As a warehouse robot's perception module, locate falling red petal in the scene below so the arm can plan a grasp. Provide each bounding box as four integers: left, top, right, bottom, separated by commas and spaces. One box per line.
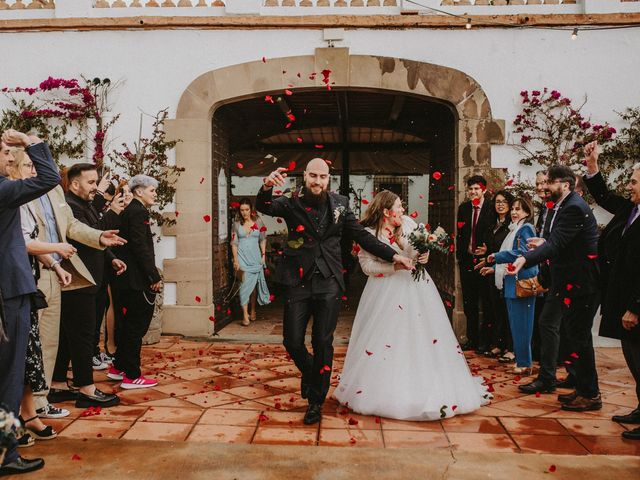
570, 352, 579, 359
261, 56, 266, 63
457, 222, 465, 229
314, 144, 324, 149
472, 198, 481, 206
563, 297, 571, 306
203, 215, 211, 223
71, 454, 82, 461
361, 198, 369, 205
269, 294, 276, 302
341, 295, 348, 301
546, 201, 555, 209
195, 296, 201, 303
285, 89, 293, 96
230, 201, 241, 208
410, 211, 418, 219
208, 316, 215, 322
122, 307, 127, 315
295, 224, 305, 232
297, 137, 303, 143
199, 177, 205, 184
433, 339, 438, 344
587, 254, 598, 260
444, 300, 452, 308
432, 171, 442, 180
288, 161, 297, 171
236, 162, 244, 169
506, 179, 514, 186
365, 350, 373, 356
264, 95, 273, 103
566, 284, 573, 291
299, 267, 304, 278
548, 465, 557, 473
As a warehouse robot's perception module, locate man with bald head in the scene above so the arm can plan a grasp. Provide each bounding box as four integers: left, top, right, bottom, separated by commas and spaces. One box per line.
257, 158, 413, 424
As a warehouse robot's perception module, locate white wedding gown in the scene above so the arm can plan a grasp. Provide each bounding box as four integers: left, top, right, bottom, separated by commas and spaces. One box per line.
334, 216, 492, 421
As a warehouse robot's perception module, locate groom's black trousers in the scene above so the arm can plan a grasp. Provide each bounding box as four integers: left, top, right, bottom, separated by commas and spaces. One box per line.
282, 271, 342, 405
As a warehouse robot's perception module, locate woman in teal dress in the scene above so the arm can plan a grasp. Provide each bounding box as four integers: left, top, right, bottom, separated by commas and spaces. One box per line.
231, 198, 271, 326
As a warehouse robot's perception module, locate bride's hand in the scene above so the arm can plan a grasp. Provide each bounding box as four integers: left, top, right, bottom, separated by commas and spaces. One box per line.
417, 252, 430, 265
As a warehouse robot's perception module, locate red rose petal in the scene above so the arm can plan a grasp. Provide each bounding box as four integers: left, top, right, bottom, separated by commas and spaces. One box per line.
410, 211, 418, 218
348, 417, 359, 425
546, 201, 555, 209
262, 56, 266, 63
587, 254, 598, 260
452, 405, 458, 411
349, 437, 357, 445
284, 89, 293, 96
566, 284, 574, 291
230, 201, 241, 208
236, 162, 244, 169
199, 177, 205, 184
361, 198, 369, 205
122, 307, 128, 315
472, 198, 481, 206
195, 296, 201, 303
507, 263, 516, 272
365, 349, 373, 356
264, 95, 273, 103
269, 294, 276, 302
71, 454, 82, 461
296, 137, 303, 143
570, 352, 579, 359
299, 267, 304, 278
563, 297, 571, 306
341, 295, 348, 301
433, 339, 438, 344
432, 171, 442, 180
375, 273, 384, 278
259, 414, 269, 422
457, 221, 466, 229
352, 244, 361, 254
314, 144, 324, 149
548, 465, 557, 473
295, 224, 305, 232
277, 218, 283, 223
506, 179, 514, 186
203, 214, 211, 223
444, 300, 452, 308
535, 391, 541, 398
260, 225, 267, 232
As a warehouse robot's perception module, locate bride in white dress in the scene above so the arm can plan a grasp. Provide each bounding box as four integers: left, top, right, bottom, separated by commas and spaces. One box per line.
334, 191, 491, 421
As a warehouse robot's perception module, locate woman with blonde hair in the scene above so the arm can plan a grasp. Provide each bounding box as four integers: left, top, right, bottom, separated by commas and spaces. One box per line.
335, 190, 491, 420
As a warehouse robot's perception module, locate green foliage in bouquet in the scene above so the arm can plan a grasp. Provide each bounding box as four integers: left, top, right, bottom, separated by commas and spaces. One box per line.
407, 223, 454, 282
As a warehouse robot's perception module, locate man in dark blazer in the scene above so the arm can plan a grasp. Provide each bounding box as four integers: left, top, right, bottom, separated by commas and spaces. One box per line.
583, 141, 640, 439
256, 158, 412, 425
456, 175, 496, 352
0, 130, 60, 476
511, 165, 601, 412
50, 163, 126, 409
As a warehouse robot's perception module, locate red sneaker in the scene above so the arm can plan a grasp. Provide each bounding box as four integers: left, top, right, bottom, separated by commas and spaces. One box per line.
120, 376, 158, 390
106, 366, 124, 381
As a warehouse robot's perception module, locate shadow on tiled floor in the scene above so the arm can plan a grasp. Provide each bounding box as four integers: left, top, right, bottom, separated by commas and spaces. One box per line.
36, 336, 640, 456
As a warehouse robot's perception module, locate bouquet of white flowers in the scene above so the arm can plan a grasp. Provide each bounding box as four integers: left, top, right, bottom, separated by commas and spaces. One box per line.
0, 406, 20, 464
407, 223, 454, 281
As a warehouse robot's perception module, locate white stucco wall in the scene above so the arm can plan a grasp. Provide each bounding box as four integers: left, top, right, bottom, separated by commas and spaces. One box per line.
2, 27, 638, 304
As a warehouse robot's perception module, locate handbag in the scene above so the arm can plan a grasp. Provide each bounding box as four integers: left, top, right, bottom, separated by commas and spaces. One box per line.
516, 275, 548, 298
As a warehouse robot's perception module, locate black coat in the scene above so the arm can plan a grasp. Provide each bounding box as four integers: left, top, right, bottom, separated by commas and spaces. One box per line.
524, 191, 599, 298
456, 198, 496, 268
256, 188, 397, 290
111, 198, 161, 291
584, 172, 640, 341
65, 191, 116, 292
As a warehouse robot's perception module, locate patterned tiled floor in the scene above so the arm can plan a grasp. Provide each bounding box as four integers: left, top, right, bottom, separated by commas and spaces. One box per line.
42, 336, 640, 456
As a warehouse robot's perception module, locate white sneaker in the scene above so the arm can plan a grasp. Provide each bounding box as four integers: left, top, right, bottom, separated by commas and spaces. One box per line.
100, 352, 113, 364
36, 404, 70, 419
92, 355, 108, 371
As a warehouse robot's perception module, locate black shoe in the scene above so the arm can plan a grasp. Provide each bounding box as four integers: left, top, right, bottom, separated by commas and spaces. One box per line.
622, 426, 640, 440
75, 388, 120, 408
518, 379, 556, 394
300, 376, 310, 400
556, 377, 575, 389
557, 390, 578, 404
303, 403, 321, 425
612, 409, 640, 424
0, 456, 44, 476
47, 388, 79, 403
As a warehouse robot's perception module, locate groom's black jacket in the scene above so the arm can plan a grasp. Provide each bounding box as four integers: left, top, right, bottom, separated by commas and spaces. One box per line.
256, 187, 397, 290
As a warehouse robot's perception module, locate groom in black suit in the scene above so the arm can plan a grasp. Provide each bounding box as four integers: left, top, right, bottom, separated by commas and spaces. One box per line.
511, 165, 601, 412
256, 158, 413, 424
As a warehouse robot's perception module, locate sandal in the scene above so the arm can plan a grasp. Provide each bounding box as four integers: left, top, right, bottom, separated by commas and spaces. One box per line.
498, 351, 516, 363
241, 317, 250, 326
511, 366, 533, 376
250, 312, 256, 322
23, 415, 57, 441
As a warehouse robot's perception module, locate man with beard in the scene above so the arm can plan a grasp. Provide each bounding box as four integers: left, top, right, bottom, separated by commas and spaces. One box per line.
510, 165, 601, 411
256, 158, 413, 424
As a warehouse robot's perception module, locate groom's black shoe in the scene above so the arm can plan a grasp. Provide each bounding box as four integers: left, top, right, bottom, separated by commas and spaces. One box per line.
518, 379, 556, 394
300, 376, 310, 400
303, 403, 322, 425
0, 456, 44, 476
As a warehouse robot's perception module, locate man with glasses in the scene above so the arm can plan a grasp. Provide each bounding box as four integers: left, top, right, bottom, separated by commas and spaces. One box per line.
510, 165, 601, 411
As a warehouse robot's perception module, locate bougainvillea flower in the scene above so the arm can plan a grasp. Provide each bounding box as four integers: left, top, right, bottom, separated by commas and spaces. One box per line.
236, 162, 244, 169
295, 224, 305, 232
432, 171, 442, 180
546, 201, 555, 209
203, 214, 211, 223
472, 198, 481, 206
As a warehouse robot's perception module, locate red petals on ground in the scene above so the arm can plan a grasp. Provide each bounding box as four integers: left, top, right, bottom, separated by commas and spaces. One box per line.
81, 406, 102, 417
472, 198, 481, 207
546, 201, 555, 209
295, 224, 305, 232
375, 416, 381, 424
548, 465, 557, 473
236, 162, 244, 169
365, 350, 373, 356
410, 211, 418, 218
444, 300, 452, 308
432, 171, 442, 180
457, 221, 466, 229
195, 296, 201, 303
203, 214, 211, 223
71, 454, 82, 461
535, 391, 541, 398
563, 297, 571, 306
199, 176, 205, 184
348, 417, 359, 425
259, 414, 269, 422
349, 437, 357, 445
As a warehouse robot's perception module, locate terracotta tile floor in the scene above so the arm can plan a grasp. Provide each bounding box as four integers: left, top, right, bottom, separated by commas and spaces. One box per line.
45, 336, 640, 456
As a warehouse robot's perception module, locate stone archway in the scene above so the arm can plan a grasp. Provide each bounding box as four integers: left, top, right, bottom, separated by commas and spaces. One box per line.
161, 48, 505, 337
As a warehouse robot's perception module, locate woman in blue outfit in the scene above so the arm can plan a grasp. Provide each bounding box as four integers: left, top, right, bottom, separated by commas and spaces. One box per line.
482, 196, 538, 375
231, 198, 271, 326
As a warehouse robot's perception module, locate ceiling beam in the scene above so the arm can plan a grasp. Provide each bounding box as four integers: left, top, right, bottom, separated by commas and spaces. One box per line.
235, 142, 430, 152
